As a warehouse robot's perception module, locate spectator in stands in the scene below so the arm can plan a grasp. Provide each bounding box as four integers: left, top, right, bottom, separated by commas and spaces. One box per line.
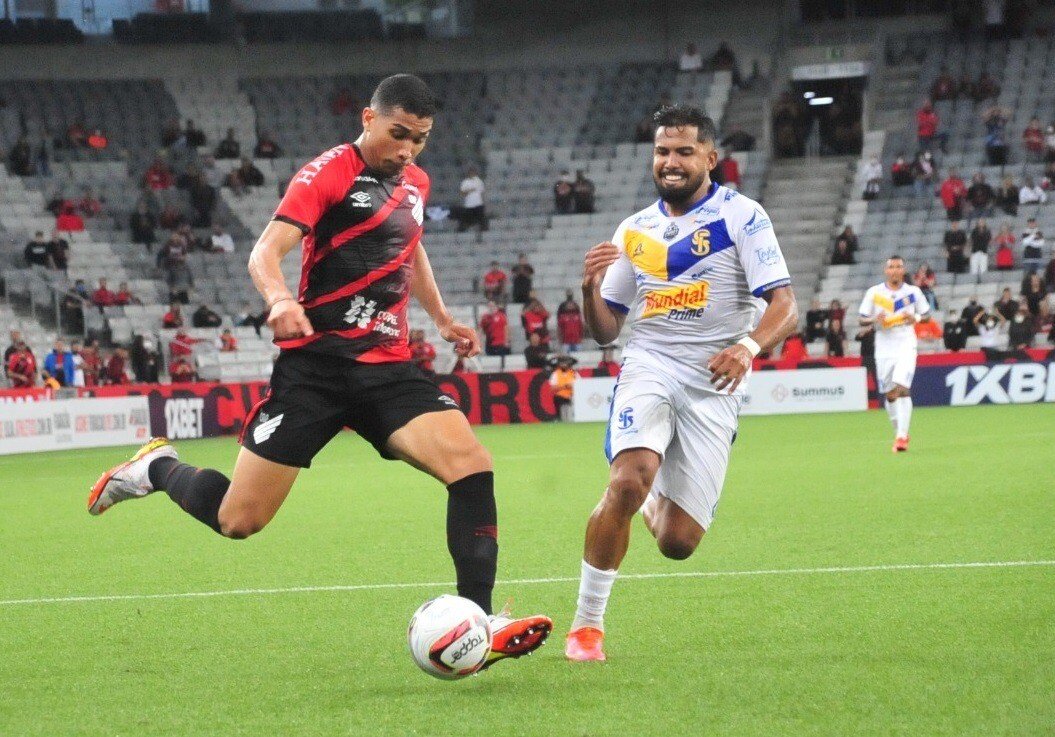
192, 303, 222, 328
717, 150, 741, 190
916, 100, 946, 153
55, 203, 84, 233
235, 302, 265, 334
836, 225, 858, 254
983, 106, 1010, 165
862, 154, 882, 199
129, 202, 157, 251
162, 301, 184, 329
710, 41, 741, 85
34, 132, 52, 177
996, 176, 1018, 216
720, 124, 755, 153
86, 128, 108, 151
1021, 273, 1048, 320
144, 157, 174, 190
6, 341, 36, 387
908, 150, 934, 198
24, 231, 54, 268
80, 340, 101, 387
189, 170, 217, 227
481, 261, 507, 301
994, 222, 1016, 271
66, 120, 87, 148
1023, 117, 1045, 161
105, 347, 130, 385
773, 91, 807, 158
825, 317, 845, 357
8, 136, 33, 176
553, 170, 574, 214
215, 128, 240, 160
939, 169, 967, 220
458, 166, 487, 232
131, 336, 161, 383
971, 72, 1001, 102
1022, 218, 1046, 274
161, 119, 181, 147
1019, 177, 1047, 207
550, 355, 578, 420
76, 187, 103, 218
930, 66, 957, 101
595, 346, 620, 376
521, 297, 550, 343
511, 253, 535, 304
92, 278, 117, 308
40, 370, 61, 391
804, 298, 828, 342
169, 354, 196, 383
994, 288, 1020, 321
914, 262, 938, 310
254, 132, 282, 159
227, 157, 265, 196
890, 153, 913, 187
184, 119, 206, 148
573, 170, 596, 214
201, 155, 222, 190
67, 340, 86, 388
60, 288, 84, 335
974, 309, 1004, 356
136, 185, 161, 219
524, 332, 549, 369
47, 231, 69, 271
828, 299, 845, 326
1045, 124, 1055, 164
479, 302, 510, 357
679, 42, 703, 72
557, 290, 584, 353
169, 328, 199, 360
4, 330, 29, 369
1008, 303, 1035, 351
969, 218, 992, 278
43, 339, 72, 386
158, 233, 192, 303
943, 309, 968, 351
115, 282, 139, 306
1044, 255, 1055, 291
966, 173, 994, 222
209, 224, 235, 253
831, 238, 854, 265
961, 297, 985, 336
780, 333, 807, 363
409, 329, 437, 375
218, 328, 238, 353
944, 220, 968, 274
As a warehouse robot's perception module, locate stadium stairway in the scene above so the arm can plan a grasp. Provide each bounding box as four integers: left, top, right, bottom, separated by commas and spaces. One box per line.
164, 75, 258, 156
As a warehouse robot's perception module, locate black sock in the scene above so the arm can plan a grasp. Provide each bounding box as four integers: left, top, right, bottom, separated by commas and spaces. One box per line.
148, 456, 229, 535
446, 471, 498, 615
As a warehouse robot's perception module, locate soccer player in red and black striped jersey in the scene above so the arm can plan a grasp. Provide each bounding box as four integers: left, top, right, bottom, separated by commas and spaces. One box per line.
87, 75, 551, 667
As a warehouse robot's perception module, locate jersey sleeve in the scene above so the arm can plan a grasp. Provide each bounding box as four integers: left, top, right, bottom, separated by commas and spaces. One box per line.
273, 147, 352, 235
734, 203, 792, 297
599, 221, 636, 314
858, 287, 875, 317
913, 287, 930, 316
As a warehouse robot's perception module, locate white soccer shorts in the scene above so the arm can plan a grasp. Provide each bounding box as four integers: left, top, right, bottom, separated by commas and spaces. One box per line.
605, 362, 742, 531
875, 351, 917, 394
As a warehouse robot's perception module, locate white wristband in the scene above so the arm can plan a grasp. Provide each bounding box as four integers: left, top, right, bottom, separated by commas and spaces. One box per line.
737, 336, 761, 357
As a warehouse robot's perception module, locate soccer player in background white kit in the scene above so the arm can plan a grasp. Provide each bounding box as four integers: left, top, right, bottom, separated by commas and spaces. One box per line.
565, 106, 799, 662
857, 255, 931, 452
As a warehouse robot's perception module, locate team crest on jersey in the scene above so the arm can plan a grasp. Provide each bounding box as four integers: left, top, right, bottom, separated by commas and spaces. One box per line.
691, 229, 711, 256
663, 222, 679, 240
617, 407, 634, 429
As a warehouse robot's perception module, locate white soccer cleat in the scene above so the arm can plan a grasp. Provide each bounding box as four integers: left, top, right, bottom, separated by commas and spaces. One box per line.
87, 437, 177, 516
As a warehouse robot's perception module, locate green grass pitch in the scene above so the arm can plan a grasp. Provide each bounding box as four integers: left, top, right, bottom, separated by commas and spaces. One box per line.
1, 404, 1053, 736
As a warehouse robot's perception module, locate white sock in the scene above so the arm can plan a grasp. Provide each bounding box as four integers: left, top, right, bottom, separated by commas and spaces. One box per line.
884, 399, 898, 429
571, 559, 617, 631
896, 397, 912, 438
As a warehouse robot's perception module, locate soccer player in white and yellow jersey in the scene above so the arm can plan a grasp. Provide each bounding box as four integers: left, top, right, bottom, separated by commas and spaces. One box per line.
857, 255, 931, 452
565, 105, 799, 662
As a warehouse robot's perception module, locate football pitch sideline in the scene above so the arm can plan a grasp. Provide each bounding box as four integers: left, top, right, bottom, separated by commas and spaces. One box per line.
1, 404, 1052, 736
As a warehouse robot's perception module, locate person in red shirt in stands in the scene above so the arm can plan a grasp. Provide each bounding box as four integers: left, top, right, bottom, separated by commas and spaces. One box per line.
409, 329, 437, 374
162, 302, 184, 328
521, 297, 550, 344
6, 341, 36, 387
169, 328, 198, 360
939, 168, 967, 221
556, 290, 584, 352
106, 347, 130, 384
87, 129, 109, 150
144, 157, 174, 191
781, 333, 807, 363
717, 151, 740, 190
92, 278, 117, 307
114, 281, 140, 306
1023, 117, 1045, 160
482, 261, 507, 301
67, 121, 87, 148
479, 302, 510, 356
595, 345, 620, 376
169, 355, 196, 384
55, 203, 85, 232
916, 101, 946, 153
218, 328, 238, 352
81, 341, 102, 387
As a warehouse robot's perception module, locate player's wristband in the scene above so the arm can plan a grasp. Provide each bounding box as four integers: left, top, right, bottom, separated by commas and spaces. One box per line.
737, 336, 761, 357
268, 296, 295, 309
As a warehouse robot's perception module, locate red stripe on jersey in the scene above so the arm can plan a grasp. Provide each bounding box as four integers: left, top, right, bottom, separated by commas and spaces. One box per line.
300, 231, 421, 310
274, 322, 374, 350
278, 286, 413, 357
307, 186, 413, 273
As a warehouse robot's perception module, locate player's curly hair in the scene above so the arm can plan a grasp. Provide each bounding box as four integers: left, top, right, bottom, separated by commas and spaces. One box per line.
371, 74, 439, 118
653, 104, 716, 143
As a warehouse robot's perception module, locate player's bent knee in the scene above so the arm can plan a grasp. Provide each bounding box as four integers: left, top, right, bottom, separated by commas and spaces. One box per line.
656, 533, 700, 561
449, 442, 493, 479
217, 509, 268, 540
605, 473, 652, 516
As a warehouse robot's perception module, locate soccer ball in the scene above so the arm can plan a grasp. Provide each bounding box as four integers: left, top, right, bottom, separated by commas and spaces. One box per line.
407, 594, 492, 680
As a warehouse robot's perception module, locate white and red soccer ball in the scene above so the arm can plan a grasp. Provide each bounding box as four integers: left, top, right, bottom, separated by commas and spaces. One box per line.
407, 594, 492, 680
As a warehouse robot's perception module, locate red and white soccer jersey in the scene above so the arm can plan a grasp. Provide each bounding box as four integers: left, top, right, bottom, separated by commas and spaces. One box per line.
272, 143, 429, 363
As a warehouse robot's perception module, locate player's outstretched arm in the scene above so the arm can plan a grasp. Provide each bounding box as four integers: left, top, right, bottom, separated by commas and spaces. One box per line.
248, 220, 314, 340
708, 285, 799, 393
411, 243, 480, 357
581, 241, 626, 345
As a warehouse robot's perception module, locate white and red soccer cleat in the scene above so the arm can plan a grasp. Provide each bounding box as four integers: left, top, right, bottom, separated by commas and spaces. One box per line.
88, 437, 176, 515
893, 436, 910, 453
479, 601, 552, 670
565, 626, 606, 662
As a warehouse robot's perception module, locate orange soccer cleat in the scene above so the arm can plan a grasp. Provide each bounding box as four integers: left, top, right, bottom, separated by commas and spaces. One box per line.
478, 602, 552, 671
565, 626, 606, 662
893, 436, 910, 453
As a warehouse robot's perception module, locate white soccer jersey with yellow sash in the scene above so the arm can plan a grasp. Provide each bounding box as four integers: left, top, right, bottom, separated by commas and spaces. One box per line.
600, 183, 791, 394
857, 282, 929, 359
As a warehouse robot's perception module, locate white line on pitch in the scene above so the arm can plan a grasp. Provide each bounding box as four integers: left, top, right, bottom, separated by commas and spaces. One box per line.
1, 559, 1052, 607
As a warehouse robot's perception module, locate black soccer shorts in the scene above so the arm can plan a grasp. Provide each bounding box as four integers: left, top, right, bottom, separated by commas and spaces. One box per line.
239, 350, 460, 468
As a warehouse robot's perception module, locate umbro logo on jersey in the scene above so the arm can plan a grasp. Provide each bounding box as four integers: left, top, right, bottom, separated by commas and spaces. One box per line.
349, 191, 372, 208
253, 413, 284, 444
438, 394, 459, 407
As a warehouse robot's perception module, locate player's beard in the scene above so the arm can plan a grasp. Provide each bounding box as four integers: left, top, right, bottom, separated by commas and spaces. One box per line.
653, 170, 708, 208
